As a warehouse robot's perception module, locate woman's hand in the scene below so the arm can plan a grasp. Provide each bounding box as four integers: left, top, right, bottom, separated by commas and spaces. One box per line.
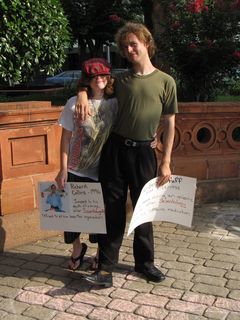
55, 169, 68, 190
150, 133, 158, 149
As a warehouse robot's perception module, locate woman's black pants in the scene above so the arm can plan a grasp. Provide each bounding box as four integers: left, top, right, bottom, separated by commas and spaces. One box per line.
64, 173, 97, 244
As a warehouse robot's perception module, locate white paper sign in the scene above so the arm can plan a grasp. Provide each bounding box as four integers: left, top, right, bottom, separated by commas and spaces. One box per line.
127, 175, 197, 236
38, 181, 106, 233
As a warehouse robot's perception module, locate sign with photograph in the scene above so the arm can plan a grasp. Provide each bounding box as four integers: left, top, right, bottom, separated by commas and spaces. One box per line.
127, 175, 197, 236
39, 181, 106, 233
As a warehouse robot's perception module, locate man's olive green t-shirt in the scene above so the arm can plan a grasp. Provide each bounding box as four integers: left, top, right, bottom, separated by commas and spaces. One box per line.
113, 69, 178, 140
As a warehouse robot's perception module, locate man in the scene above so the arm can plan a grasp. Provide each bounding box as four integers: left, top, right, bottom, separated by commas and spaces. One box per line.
77, 22, 178, 287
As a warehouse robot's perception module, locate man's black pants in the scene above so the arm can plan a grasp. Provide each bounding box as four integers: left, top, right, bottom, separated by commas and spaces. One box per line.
98, 133, 157, 270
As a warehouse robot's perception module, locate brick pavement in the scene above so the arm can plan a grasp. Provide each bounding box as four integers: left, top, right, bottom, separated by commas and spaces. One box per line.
0, 201, 239, 320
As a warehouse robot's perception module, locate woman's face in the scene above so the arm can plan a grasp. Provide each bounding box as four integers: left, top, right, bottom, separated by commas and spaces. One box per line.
89, 74, 108, 91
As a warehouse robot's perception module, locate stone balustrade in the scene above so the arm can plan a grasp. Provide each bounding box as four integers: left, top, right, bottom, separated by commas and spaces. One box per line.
157, 102, 240, 203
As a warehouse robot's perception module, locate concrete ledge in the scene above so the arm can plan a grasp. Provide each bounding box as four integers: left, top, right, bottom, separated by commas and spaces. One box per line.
196, 178, 240, 204
0, 208, 60, 251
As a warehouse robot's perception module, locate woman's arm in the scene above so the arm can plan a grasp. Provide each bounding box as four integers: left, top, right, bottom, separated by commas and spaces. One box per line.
55, 128, 72, 189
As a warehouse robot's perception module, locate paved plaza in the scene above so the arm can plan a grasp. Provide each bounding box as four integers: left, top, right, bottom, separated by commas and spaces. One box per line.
0, 201, 240, 320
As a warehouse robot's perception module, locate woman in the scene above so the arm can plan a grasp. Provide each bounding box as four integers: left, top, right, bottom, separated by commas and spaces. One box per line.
55, 58, 117, 270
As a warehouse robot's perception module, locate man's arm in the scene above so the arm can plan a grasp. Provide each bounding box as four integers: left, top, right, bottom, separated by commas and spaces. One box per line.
156, 114, 175, 187
75, 89, 91, 121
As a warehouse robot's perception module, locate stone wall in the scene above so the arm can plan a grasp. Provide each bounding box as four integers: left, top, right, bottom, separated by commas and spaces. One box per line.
0, 101, 239, 250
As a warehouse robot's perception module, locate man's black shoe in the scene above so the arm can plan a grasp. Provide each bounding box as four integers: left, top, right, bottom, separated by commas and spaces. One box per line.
84, 270, 113, 288
134, 265, 165, 282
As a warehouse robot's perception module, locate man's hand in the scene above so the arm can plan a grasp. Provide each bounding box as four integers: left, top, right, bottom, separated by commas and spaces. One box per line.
75, 90, 91, 121
156, 162, 171, 187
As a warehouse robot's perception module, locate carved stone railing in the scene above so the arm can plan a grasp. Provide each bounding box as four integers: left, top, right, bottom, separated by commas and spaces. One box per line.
156, 102, 240, 203
1, 101, 239, 214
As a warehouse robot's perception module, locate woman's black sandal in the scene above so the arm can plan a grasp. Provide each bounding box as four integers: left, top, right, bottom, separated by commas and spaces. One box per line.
69, 243, 88, 270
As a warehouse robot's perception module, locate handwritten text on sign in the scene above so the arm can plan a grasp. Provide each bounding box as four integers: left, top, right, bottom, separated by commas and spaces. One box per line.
127, 175, 197, 236
39, 182, 106, 233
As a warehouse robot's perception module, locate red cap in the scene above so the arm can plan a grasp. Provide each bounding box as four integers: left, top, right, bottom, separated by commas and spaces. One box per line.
82, 58, 111, 78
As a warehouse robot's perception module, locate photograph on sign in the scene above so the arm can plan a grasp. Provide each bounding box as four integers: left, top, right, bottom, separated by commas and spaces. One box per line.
39, 181, 106, 234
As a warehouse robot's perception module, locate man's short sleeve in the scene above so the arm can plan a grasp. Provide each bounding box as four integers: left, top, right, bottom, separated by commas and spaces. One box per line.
163, 76, 178, 115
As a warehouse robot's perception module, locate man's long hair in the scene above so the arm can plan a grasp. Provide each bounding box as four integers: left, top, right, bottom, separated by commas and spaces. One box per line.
115, 22, 156, 58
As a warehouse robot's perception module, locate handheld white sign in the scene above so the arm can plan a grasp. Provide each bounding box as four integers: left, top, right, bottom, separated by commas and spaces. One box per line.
127, 175, 197, 236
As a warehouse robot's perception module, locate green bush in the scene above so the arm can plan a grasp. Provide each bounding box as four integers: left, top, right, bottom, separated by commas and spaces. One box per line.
0, 0, 72, 86
0, 87, 76, 106
157, 0, 240, 101
228, 80, 240, 96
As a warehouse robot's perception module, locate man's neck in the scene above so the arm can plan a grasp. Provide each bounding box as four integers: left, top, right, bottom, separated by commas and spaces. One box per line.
132, 60, 155, 76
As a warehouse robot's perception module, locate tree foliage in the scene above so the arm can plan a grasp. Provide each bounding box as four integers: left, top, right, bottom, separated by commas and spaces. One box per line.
156, 0, 240, 101
61, 0, 144, 57
0, 0, 71, 85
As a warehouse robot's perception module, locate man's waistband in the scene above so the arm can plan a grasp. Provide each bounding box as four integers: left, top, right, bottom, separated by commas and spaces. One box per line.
110, 133, 153, 147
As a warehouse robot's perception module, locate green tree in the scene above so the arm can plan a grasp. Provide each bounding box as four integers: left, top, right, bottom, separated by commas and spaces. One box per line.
156, 0, 240, 101
0, 0, 72, 85
61, 0, 143, 57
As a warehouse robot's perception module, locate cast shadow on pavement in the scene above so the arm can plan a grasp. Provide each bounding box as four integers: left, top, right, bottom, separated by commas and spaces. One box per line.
0, 243, 134, 296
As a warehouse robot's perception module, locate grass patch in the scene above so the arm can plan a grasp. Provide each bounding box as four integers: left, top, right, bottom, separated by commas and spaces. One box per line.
1, 88, 239, 105
216, 95, 240, 102
0, 87, 76, 106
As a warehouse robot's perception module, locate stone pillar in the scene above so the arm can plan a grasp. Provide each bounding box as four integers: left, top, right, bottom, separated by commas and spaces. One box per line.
0, 101, 63, 250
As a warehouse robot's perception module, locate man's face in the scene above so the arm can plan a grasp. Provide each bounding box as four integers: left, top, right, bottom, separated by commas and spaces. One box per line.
51, 185, 57, 193
122, 33, 149, 64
